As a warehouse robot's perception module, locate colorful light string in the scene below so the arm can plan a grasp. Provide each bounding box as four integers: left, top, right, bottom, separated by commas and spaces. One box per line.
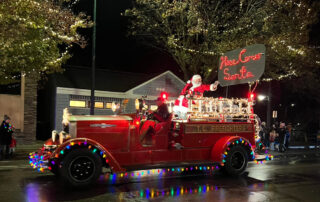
221, 138, 255, 167
29, 138, 273, 175
102, 165, 221, 185
29, 141, 111, 172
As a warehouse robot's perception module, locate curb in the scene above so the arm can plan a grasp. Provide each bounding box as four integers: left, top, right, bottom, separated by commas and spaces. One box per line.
12, 143, 44, 160
271, 151, 320, 159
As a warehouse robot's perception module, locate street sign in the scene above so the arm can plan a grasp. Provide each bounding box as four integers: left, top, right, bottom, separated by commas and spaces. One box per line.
272, 110, 277, 118
218, 44, 266, 87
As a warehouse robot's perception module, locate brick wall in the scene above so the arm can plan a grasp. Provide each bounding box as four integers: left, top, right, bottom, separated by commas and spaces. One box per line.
22, 74, 38, 144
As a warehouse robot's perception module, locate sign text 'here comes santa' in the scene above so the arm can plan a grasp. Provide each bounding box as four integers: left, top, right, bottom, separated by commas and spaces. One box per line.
218, 44, 266, 87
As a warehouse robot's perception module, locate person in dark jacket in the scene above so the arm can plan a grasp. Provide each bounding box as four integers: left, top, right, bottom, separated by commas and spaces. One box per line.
261, 122, 270, 148
152, 98, 170, 122
285, 123, 292, 149
139, 97, 171, 144
0, 115, 14, 159
277, 122, 287, 152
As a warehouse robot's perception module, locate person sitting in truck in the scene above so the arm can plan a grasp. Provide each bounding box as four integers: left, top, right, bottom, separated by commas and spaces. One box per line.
139, 97, 170, 145
152, 97, 170, 122
52, 108, 72, 144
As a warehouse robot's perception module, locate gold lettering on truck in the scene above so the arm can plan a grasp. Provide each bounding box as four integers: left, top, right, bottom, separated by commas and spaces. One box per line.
184, 123, 253, 134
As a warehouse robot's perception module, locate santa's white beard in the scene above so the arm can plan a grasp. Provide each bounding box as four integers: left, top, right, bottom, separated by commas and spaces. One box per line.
190, 81, 201, 91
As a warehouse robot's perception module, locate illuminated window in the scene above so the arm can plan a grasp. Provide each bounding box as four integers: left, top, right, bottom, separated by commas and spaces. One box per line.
106, 102, 112, 109
70, 100, 86, 108
150, 105, 158, 111
88, 101, 104, 109
95, 102, 104, 109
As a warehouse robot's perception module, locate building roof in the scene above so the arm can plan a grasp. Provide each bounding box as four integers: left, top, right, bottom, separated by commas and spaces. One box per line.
54, 67, 157, 92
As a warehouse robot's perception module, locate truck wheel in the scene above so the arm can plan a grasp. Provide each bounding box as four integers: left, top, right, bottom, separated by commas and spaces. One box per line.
60, 148, 102, 187
223, 146, 248, 176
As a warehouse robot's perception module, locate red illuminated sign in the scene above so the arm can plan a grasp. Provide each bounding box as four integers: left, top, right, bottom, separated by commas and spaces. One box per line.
218, 44, 266, 87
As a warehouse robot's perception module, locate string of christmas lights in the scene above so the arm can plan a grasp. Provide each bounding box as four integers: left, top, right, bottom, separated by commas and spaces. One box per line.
260, 70, 297, 82
29, 137, 273, 174
167, 0, 312, 58
1, 0, 87, 83
184, 97, 254, 121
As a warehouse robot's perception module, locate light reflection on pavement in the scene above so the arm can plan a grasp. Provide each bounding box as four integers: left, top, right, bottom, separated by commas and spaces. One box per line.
2, 157, 319, 201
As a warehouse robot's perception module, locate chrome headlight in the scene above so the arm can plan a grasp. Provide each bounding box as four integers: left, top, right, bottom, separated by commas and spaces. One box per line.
43, 144, 57, 151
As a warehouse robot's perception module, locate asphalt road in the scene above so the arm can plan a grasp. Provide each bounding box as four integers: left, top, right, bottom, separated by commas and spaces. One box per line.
0, 154, 319, 202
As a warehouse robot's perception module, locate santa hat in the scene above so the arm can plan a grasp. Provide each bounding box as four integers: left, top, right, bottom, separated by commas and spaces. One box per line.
187, 74, 201, 84
192, 75, 201, 81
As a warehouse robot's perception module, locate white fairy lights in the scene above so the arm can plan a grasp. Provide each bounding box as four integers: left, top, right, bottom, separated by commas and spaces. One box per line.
184, 97, 254, 122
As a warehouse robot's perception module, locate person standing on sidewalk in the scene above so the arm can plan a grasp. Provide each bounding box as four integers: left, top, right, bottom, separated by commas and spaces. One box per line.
0, 115, 14, 159
285, 123, 292, 149
269, 124, 277, 151
261, 122, 270, 149
277, 122, 287, 152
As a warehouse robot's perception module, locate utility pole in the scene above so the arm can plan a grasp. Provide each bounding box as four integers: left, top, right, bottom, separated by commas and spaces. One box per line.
267, 82, 272, 128
90, 0, 97, 115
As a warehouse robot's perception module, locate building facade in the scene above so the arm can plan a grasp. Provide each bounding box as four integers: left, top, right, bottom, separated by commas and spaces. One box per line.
52, 69, 185, 132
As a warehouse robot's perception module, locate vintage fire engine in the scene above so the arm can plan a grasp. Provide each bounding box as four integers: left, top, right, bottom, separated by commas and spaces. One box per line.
29, 95, 272, 187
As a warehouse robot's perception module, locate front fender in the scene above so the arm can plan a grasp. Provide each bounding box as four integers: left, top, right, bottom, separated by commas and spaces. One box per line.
211, 136, 254, 165
50, 138, 125, 172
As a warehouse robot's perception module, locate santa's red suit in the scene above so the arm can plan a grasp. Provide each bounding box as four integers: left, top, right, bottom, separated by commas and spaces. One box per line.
173, 75, 219, 115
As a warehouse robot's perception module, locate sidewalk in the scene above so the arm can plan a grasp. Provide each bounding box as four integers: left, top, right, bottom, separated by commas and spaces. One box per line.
14, 141, 44, 160
268, 147, 320, 160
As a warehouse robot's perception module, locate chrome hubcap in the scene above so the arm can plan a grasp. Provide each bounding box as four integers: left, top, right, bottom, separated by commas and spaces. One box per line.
69, 156, 95, 182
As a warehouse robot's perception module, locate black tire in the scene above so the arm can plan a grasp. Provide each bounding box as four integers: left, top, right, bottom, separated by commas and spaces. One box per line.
60, 148, 102, 187
223, 146, 248, 176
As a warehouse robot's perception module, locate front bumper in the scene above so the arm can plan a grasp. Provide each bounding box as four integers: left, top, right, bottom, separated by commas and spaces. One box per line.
29, 152, 49, 172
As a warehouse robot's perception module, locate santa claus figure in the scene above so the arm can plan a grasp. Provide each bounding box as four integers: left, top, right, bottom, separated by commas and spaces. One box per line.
173, 74, 219, 119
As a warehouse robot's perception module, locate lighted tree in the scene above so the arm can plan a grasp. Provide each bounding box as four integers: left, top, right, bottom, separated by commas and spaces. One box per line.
125, 0, 320, 82
0, 0, 91, 84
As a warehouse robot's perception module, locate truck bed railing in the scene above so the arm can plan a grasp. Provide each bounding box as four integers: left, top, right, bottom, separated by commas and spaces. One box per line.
169, 97, 254, 122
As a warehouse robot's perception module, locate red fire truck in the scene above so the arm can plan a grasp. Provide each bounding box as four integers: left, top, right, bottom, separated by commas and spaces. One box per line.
29, 96, 272, 187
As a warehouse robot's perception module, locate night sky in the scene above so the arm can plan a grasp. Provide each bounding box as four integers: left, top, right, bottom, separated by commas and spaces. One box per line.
67, 0, 182, 77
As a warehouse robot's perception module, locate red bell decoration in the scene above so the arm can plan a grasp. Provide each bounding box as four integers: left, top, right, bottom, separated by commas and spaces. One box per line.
160, 92, 169, 101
